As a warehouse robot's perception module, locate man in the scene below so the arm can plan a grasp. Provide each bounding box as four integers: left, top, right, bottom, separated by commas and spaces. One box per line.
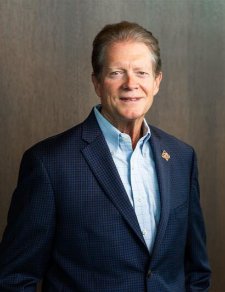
0, 21, 211, 291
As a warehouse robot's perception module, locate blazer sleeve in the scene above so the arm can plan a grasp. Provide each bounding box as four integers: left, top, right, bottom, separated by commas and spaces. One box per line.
0, 149, 56, 291
185, 150, 211, 291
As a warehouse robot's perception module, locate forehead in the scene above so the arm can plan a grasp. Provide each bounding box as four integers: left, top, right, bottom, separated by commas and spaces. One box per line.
103, 41, 154, 67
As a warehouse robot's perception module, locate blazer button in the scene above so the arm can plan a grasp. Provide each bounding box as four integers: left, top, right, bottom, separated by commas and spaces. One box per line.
146, 269, 152, 278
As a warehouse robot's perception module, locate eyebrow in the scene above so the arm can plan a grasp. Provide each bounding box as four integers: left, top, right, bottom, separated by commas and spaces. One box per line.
104, 65, 151, 71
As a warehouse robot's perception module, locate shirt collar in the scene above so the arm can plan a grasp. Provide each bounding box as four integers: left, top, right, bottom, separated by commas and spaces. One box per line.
94, 105, 151, 153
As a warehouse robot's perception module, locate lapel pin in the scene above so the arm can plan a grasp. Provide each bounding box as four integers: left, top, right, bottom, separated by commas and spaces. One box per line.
161, 150, 170, 161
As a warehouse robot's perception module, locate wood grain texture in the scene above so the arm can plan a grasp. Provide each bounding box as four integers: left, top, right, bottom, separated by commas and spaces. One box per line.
0, 0, 224, 291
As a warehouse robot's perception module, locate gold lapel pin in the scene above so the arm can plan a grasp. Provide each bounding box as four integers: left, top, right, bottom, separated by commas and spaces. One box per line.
161, 150, 170, 161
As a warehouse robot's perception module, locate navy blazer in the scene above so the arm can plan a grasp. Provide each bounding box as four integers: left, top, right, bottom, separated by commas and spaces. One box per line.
0, 109, 211, 291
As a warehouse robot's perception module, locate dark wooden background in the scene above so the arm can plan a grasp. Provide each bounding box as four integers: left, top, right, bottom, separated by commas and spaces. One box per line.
0, 1, 224, 291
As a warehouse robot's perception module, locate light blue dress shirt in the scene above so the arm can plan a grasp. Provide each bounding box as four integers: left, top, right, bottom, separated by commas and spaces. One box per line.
94, 106, 161, 253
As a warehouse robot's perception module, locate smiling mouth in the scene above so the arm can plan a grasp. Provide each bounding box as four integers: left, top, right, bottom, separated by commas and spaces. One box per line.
120, 97, 142, 102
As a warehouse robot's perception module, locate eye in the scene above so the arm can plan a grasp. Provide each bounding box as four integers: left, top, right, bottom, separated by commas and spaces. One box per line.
108, 71, 124, 79
137, 71, 149, 77
110, 71, 123, 76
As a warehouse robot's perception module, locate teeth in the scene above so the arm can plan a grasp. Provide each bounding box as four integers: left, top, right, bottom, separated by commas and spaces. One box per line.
121, 98, 139, 101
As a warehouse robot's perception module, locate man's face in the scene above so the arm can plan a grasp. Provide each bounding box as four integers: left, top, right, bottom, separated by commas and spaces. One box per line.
92, 41, 162, 127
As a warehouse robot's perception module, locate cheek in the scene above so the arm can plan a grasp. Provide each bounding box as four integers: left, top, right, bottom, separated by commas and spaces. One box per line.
104, 79, 122, 91
145, 81, 158, 96
142, 85, 154, 97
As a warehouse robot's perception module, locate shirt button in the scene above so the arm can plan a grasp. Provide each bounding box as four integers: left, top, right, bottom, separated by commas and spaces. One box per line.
142, 229, 147, 236
146, 269, 152, 278
137, 197, 142, 202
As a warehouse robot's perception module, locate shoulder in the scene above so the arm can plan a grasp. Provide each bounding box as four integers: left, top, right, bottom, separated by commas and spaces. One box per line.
23, 121, 85, 163
22, 109, 101, 164
151, 125, 194, 151
150, 125, 196, 163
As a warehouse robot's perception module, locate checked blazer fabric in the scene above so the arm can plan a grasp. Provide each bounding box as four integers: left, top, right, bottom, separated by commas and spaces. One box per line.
0, 108, 211, 291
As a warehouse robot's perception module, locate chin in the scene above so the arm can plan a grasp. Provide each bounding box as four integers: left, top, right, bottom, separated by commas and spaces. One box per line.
121, 113, 144, 121
124, 109, 145, 117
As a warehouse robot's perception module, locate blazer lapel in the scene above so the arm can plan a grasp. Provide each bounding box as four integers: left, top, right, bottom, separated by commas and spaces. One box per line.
150, 129, 171, 258
81, 111, 147, 248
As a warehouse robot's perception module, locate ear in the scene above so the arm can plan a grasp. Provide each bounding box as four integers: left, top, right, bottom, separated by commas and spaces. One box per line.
153, 72, 162, 96
92, 74, 101, 97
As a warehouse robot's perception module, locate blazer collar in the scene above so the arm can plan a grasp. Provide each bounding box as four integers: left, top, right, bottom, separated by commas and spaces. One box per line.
149, 127, 171, 260
81, 109, 147, 249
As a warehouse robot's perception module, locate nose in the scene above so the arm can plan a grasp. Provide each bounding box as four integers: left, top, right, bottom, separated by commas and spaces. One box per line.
122, 73, 139, 90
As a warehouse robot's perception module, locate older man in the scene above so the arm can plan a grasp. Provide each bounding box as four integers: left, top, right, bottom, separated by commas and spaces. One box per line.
0, 21, 211, 291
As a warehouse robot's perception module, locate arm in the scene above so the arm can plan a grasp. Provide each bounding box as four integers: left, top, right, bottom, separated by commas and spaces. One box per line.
185, 150, 211, 291
0, 149, 56, 291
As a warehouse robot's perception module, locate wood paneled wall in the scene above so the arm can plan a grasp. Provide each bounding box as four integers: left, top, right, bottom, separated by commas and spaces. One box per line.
0, 1, 224, 291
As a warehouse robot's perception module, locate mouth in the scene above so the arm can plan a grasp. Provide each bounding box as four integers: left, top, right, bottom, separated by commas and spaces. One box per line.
119, 97, 142, 102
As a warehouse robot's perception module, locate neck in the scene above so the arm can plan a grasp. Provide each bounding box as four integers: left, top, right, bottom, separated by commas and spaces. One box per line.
101, 111, 144, 149
121, 125, 142, 149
